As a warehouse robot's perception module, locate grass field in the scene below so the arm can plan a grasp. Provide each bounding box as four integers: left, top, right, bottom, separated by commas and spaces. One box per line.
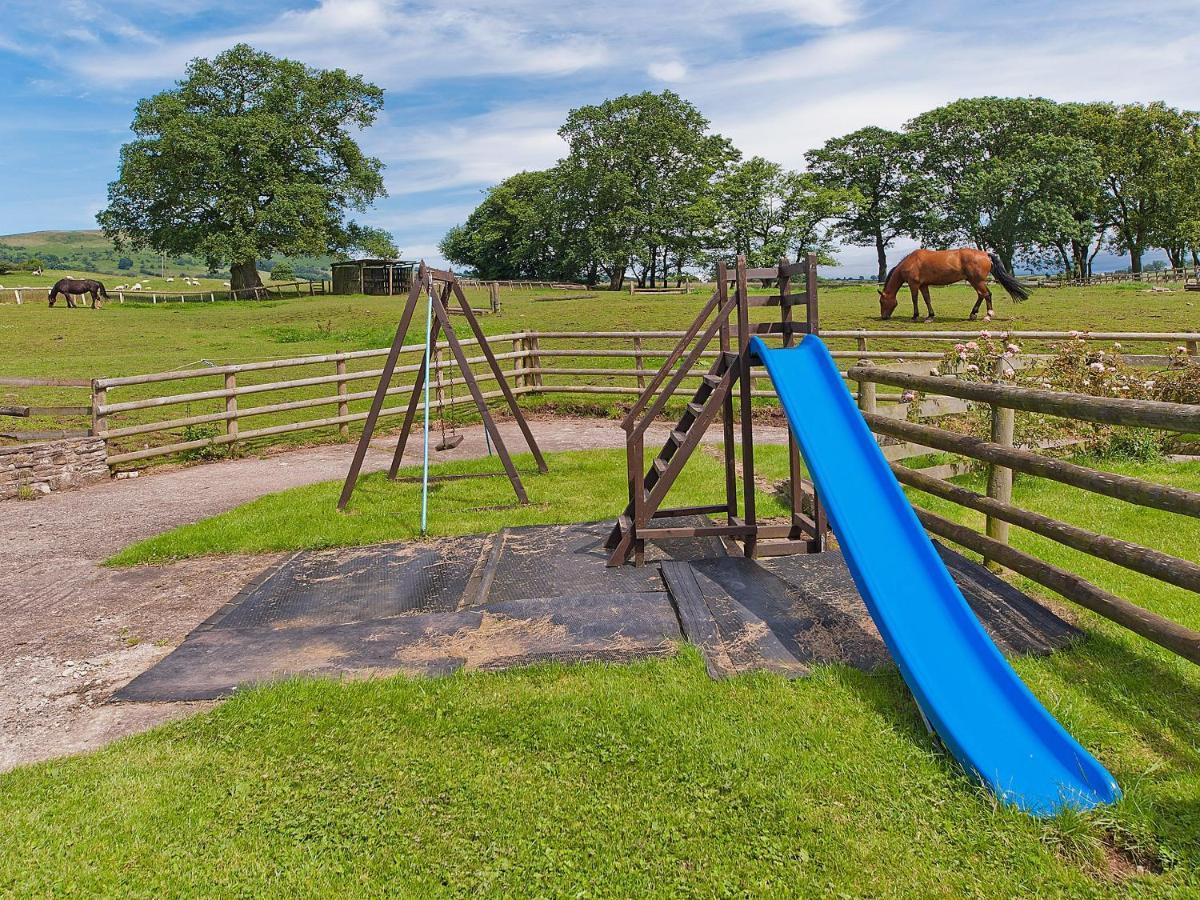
3, 277, 1196, 455
4, 449, 1199, 894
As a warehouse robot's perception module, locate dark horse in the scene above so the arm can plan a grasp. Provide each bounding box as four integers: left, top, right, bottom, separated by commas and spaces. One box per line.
48, 278, 108, 309
878, 248, 1030, 321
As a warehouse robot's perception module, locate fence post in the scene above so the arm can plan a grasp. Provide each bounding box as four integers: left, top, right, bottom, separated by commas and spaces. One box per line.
225, 372, 238, 449
512, 338, 525, 388
855, 337, 876, 414
633, 335, 646, 389
1188, 339, 1198, 360
336, 355, 349, 439
526, 334, 543, 388
91, 380, 106, 439
984, 402, 1016, 570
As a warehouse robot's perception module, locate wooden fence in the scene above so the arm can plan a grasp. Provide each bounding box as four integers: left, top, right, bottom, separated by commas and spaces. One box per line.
84, 328, 1200, 465
847, 363, 1200, 665
0, 280, 328, 305
1024, 267, 1200, 288
0, 376, 93, 441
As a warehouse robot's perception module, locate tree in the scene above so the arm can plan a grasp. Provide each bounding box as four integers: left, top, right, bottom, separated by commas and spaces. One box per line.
271, 261, 295, 281
1068, 102, 1198, 273
97, 44, 395, 292
439, 169, 571, 280
118, 257, 134, 270
806, 126, 916, 281
709, 157, 852, 268
904, 97, 1101, 271
556, 91, 737, 289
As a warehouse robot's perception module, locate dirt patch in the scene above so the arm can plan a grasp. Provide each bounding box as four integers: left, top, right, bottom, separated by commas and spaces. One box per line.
396, 612, 570, 669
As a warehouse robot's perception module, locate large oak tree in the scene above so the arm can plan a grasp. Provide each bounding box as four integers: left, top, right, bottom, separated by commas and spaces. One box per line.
97, 44, 395, 291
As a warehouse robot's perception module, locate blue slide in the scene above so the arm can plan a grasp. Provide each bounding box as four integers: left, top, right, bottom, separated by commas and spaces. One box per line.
750, 335, 1120, 815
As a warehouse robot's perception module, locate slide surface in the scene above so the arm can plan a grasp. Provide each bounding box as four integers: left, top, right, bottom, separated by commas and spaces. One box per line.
750, 335, 1120, 815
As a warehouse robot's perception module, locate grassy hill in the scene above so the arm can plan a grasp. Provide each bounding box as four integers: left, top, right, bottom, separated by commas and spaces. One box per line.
0, 230, 333, 281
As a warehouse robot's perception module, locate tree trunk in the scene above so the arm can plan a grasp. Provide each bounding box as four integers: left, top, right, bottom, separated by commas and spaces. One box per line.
230, 259, 262, 295
1129, 247, 1143, 274
875, 233, 888, 283
586, 260, 598, 288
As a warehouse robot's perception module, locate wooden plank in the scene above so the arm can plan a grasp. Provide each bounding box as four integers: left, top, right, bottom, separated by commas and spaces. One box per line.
660, 561, 735, 679
848, 366, 1200, 433
638, 524, 757, 539
914, 508, 1200, 665
866, 413, 1200, 518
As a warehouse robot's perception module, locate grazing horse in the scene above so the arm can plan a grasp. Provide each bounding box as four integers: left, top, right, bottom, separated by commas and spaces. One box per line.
878, 248, 1030, 321
48, 278, 108, 309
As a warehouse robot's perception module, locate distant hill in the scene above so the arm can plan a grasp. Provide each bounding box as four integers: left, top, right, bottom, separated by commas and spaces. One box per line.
0, 230, 333, 280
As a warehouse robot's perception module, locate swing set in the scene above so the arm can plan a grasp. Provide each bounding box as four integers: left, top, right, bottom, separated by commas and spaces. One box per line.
337, 262, 547, 525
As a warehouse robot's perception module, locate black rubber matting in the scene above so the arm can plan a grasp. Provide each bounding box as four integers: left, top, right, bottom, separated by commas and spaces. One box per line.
115, 521, 1078, 702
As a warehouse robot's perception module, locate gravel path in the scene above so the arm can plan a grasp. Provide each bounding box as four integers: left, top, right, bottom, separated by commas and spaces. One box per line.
0, 418, 788, 771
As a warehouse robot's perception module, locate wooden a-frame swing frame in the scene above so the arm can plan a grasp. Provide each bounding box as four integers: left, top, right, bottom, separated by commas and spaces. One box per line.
337, 262, 547, 511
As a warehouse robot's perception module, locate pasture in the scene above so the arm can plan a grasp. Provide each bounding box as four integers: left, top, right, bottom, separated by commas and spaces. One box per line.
3, 279, 1197, 382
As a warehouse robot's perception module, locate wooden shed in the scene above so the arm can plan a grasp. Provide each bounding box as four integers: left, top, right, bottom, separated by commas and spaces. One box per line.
330, 259, 417, 296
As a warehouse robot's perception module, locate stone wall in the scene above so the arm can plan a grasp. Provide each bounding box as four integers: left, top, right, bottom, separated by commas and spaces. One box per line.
0, 437, 108, 500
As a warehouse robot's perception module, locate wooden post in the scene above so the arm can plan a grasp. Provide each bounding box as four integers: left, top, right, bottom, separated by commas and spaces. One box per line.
336, 355, 349, 439
633, 335, 646, 389
512, 338, 525, 388
1188, 340, 1198, 360
91, 381, 106, 438
225, 372, 239, 448
984, 402, 1016, 569
735, 255, 756, 558
855, 337, 875, 410
528, 334, 543, 388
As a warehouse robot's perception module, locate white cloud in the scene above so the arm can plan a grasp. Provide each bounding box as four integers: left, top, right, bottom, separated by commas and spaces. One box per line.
647, 60, 688, 82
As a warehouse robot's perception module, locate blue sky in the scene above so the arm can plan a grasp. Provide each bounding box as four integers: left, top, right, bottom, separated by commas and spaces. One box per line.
1, 0, 1198, 274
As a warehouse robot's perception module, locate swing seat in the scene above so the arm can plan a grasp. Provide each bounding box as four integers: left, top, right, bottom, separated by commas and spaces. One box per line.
436, 433, 464, 451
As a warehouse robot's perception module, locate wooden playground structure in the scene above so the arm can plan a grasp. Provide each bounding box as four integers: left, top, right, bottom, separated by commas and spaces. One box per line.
337, 262, 546, 511
606, 253, 826, 566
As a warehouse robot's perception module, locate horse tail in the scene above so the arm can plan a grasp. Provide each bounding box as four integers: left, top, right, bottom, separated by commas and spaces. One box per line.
987, 252, 1030, 302
97, 281, 109, 298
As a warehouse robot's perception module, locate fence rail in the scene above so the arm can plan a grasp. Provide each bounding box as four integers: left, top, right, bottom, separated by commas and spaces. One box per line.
849, 365, 1200, 665
0, 280, 328, 305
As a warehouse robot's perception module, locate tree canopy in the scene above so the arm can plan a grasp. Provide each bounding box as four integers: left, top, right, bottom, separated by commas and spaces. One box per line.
97, 44, 397, 291
443, 92, 1200, 283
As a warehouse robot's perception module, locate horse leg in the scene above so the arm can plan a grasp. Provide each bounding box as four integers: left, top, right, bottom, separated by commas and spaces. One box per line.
90, 289, 99, 309
909, 285, 920, 321
66, 294, 76, 309
920, 285, 934, 322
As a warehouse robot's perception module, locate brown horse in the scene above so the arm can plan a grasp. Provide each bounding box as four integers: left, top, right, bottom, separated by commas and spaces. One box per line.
878, 248, 1030, 321
48, 278, 108, 309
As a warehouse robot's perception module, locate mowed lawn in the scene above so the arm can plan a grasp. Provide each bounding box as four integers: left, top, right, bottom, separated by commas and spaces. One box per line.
2, 447, 1197, 894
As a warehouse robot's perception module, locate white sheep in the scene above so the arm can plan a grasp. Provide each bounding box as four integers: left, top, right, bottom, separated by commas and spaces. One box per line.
132, 282, 143, 290
166, 277, 174, 283
115, 284, 127, 290
223, 281, 231, 287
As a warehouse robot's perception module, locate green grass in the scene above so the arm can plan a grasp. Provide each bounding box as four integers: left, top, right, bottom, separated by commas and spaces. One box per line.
6, 452, 1200, 893
107, 446, 793, 564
